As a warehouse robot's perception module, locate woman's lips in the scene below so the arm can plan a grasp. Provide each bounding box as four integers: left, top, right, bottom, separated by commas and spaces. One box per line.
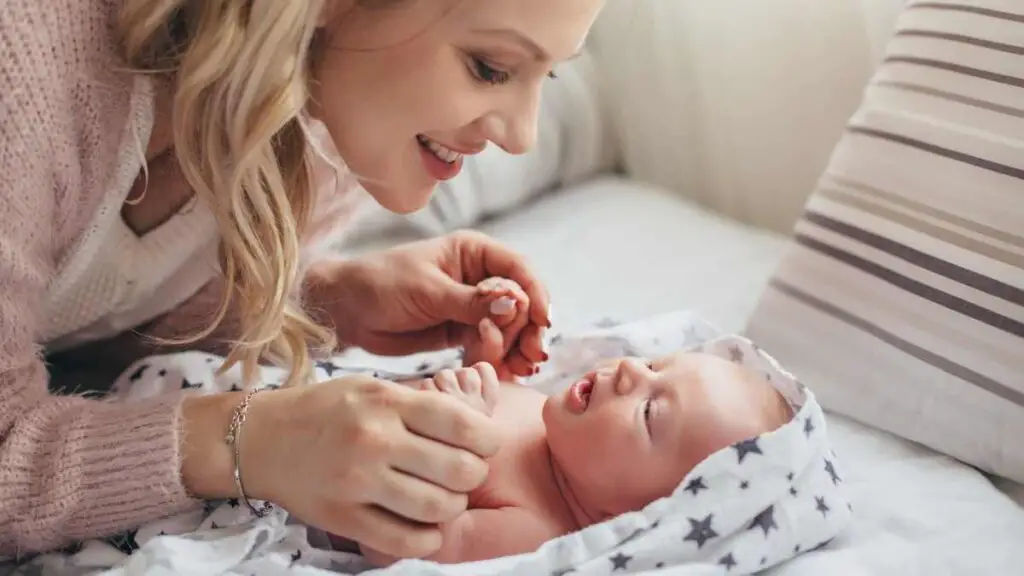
567, 378, 593, 414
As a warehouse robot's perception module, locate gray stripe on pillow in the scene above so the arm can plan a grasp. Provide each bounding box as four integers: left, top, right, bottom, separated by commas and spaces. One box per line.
793, 234, 1024, 338
816, 187, 1024, 268
802, 211, 1024, 304
894, 30, 1024, 55
883, 56, 1024, 88
912, 2, 1024, 23
875, 81, 1024, 118
847, 126, 1024, 180
823, 176, 1024, 247
769, 280, 1024, 407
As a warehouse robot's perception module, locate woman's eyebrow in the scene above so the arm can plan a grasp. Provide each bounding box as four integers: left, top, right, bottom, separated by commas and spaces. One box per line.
472, 27, 583, 62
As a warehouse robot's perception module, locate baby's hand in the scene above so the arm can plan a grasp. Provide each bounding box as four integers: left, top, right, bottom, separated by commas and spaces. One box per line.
404, 363, 501, 416
465, 277, 542, 380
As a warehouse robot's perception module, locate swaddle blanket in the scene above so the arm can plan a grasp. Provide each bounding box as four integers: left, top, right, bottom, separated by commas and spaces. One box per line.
9, 311, 850, 576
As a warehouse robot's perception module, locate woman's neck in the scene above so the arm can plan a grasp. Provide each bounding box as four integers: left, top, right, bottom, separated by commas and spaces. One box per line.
146, 77, 176, 161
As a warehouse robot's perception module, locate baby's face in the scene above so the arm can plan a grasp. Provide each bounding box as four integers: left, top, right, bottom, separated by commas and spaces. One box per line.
542, 351, 790, 523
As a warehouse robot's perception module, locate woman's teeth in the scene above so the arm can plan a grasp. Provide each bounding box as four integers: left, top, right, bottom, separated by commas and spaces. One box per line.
418, 135, 462, 164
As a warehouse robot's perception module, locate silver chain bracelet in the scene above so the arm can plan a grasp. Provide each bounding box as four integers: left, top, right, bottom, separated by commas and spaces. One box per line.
224, 388, 274, 518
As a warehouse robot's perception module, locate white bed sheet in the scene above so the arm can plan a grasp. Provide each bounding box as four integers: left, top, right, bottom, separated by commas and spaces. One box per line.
346, 176, 1024, 574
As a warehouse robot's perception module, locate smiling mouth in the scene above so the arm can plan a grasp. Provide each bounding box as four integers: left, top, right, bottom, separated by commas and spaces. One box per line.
417, 134, 463, 164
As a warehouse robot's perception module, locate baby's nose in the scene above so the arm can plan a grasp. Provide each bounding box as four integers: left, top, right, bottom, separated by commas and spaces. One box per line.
614, 358, 648, 395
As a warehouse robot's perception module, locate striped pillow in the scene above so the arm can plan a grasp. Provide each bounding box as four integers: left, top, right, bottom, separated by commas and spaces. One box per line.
745, 0, 1024, 482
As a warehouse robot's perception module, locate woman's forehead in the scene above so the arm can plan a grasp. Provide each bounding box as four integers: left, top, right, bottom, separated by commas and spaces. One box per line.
445, 0, 602, 61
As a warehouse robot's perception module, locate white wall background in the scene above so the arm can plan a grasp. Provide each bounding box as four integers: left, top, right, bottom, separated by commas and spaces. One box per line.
589, 0, 903, 234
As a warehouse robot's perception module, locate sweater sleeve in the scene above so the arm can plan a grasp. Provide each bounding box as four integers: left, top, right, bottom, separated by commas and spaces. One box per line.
0, 2, 200, 555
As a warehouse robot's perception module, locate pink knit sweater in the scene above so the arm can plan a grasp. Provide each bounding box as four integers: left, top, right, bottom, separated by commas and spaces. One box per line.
0, 0, 361, 555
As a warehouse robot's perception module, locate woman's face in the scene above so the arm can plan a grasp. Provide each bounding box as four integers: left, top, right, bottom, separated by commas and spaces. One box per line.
309, 0, 605, 213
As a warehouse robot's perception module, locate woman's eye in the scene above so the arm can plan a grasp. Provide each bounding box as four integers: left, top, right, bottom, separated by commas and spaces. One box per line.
645, 360, 655, 370
470, 56, 512, 86
644, 398, 654, 422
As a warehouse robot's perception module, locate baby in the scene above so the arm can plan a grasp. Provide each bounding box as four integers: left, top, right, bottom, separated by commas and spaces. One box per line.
343, 285, 794, 566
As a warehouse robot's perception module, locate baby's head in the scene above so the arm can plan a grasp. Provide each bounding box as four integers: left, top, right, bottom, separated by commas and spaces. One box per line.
542, 351, 792, 526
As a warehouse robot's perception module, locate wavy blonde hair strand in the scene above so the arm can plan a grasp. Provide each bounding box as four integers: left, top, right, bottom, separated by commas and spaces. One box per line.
117, 0, 339, 388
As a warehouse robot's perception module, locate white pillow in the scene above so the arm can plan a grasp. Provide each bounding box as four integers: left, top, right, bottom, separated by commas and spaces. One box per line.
587, 0, 893, 234
746, 0, 1024, 482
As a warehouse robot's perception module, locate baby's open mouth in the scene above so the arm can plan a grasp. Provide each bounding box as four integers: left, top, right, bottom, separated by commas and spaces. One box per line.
571, 378, 593, 412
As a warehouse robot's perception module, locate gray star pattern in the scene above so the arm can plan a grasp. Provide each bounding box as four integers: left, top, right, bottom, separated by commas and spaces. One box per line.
683, 476, 708, 496
749, 505, 778, 537
816, 496, 830, 517
728, 346, 744, 362
609, 552, 632, 571
683, 514, 718, 549
804, 416, 815, 437
316, 361, 339, 377
825, 459, 841, 485
732, 438, 763, 463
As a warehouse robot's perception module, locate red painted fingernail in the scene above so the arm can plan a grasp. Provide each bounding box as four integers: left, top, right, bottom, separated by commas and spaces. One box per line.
541, 352, 549, 362
533, 366, 540, 375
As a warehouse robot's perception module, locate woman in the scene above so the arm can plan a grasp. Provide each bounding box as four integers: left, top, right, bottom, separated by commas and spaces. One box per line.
0, 0, 604, 560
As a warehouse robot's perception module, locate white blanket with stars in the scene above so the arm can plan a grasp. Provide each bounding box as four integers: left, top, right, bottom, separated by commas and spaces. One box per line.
10, 311, 850, 576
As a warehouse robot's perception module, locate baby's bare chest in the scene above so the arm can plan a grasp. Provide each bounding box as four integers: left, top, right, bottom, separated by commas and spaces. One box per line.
469, 386, 549, 509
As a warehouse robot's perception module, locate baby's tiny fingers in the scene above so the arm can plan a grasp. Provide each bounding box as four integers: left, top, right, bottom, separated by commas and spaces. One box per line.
432, 369, 458, 393
472, 362, 501, 413
456, 367, 482, 398
403, 377, 435, 392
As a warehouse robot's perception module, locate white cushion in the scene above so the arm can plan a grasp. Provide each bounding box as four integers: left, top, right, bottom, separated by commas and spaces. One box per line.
588, 0, 901, 234
746, 0, 1024, 482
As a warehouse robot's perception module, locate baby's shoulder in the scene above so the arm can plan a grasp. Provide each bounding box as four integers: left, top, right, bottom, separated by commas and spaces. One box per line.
494, 383, 547, 420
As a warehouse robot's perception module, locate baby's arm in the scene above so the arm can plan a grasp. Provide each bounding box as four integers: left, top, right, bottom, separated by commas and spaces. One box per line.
361, 507, 559, 566
430, 507, 560, 563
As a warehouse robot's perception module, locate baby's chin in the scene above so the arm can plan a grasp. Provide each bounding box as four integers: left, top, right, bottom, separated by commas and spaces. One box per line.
540, 394, 559, 430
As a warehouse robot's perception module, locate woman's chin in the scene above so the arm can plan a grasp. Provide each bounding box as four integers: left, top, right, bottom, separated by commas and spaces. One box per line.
362, 179, 437, 215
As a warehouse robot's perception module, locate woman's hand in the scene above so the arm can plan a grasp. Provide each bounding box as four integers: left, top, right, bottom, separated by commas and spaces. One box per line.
309, 230, 551, 377
236, 376, 503, 559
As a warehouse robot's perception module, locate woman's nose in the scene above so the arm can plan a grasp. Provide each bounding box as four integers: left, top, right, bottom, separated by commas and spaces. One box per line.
480, 88, 541, 155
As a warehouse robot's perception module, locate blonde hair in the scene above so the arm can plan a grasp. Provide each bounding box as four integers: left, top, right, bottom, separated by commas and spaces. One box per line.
116, 0, 342, 387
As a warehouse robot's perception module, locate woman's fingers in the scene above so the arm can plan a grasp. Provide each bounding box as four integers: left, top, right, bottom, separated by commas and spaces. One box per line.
373, 468, 468, 524
503, 348, 536, 377
334, 504, 442, 560
455, 231, 551, 327
399, 391, 502, 460
517, 323, 547, 364
391, 432, 490, 493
